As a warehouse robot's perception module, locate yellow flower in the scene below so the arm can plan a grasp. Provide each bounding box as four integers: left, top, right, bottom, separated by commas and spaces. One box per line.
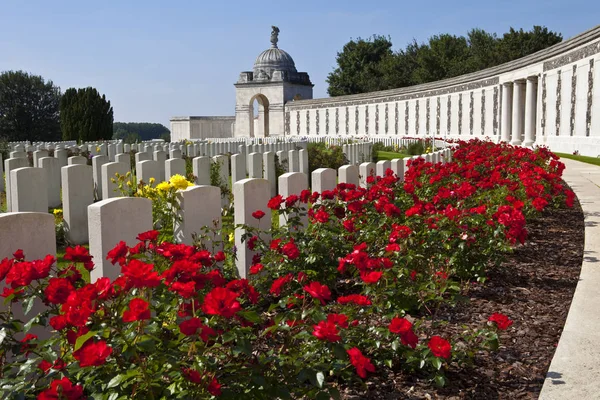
53, 209, 63, 216
149, 177, 156, 185
228, 233, 234, 243
126, 181, 133, 187
169, 174, 192, 190
156, 181, 171, 192
96, 146, 101, 152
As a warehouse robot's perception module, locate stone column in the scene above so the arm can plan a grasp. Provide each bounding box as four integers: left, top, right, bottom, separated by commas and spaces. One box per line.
523, 77, 538, 147
511, 80, 525, 146
501, 82, 513, 143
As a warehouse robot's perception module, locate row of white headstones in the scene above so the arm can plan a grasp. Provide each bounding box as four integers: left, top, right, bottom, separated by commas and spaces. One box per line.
0, 146, 452, 282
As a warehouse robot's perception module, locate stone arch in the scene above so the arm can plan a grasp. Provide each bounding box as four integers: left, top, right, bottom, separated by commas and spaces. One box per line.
249, 94, 270, 138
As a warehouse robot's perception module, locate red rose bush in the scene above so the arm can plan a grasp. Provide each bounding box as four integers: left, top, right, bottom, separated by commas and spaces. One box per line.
0, 141, 566, 398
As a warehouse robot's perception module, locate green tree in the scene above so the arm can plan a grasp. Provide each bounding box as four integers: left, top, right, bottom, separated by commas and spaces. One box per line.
0, 70, 61, 142
112, 122, 170, 141
61, 87, 113, 142
497, 26, 562, 63
326, 35, 396, 96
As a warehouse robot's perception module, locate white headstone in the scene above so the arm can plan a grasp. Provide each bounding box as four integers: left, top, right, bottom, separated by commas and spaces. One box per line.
231, 153, 246, 183
39, 157, 61, 208
153, 151, 167, 182
233, 179, 271, 278
10, 167, 48, 212
62, 164, 94, 244
338, 165, 359, 186
165, 158, 186, 181
175, 185, 222, 247
92, 155, 109, 201
32, 150, 48, 168
376, 160, 391, 178
312, 168, 337, 194
359, 162, 376, 188
136, 160, 160, 186
68, 156, 87, 165
248, 152, 263, 179
193, 156, 211, 185
102, 162, 129, 199
88, 197, 153, 282
278, 172, 309, 228
263, 151, 277, 197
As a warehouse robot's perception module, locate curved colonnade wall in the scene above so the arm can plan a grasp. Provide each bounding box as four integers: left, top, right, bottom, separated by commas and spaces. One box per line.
285, 25, 600, 156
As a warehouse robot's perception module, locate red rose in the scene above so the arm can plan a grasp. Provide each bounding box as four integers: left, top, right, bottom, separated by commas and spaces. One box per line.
428, 336, 452, 359
73, 339, 112, 367
136, 230, 160, 242
64, 245, 93, 266
5, 261, 35, 287
250, 263, 264, 275
13, 249, 24, 260
38, 377, 85, 400
106, 241, 128, 265
285, 194, 299, 208
169, 281, 197, 298
122, 298, 151, 323
327, 313, 349, 328
303, 281, 331, 305
488, 313, 513, 330
267, 194, 284, 210
201, 287, 241, 318
252, 210, 266, 219
0, 257, 13, 282
388, 317, 412, 334
337, 294, 371, 306
281, 241, 300, 260
49, 315, 68, 331
269, 274, 292, 296
179, 317, 217, 341
121, 259, 161, 288
347, 347, 376, 378
400, 329, 418, 349
214, 251, 226, 262
360, 270, 383, 284
313, 208, 329, 223
312, 320, 341, 342
44, 278, 75, 305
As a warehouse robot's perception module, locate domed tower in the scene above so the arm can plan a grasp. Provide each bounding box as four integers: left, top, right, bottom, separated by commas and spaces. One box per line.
234, 26, 313, 137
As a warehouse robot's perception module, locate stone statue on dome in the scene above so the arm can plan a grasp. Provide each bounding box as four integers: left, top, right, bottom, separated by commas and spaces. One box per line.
270, 26, 280, 48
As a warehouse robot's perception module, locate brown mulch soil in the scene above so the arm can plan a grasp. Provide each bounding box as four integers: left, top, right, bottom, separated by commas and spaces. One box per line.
342, 196, 585, 400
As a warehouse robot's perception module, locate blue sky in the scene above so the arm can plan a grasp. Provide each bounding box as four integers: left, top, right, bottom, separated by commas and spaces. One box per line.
1, 0, 598, 128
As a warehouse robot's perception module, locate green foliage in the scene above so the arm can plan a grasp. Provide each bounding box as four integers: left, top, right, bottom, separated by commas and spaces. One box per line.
0, 70, 61, 142
327, 26, 562, 95
307, 142, 349, 175
60, 87, 113, 142
113, 122, 171, 142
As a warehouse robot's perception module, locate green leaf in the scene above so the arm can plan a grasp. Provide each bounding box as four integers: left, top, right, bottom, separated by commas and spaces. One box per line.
74, 330, 97, 351
237, 310, 261, 324
108, 392, 119, 400
315, 371, 325, 388
22, 296, 34, 316
106, 374, 125, 389
329, 387, 341, 400
431, 357, 443, 370
434, 374, 446, 387
0, 328, 6, 345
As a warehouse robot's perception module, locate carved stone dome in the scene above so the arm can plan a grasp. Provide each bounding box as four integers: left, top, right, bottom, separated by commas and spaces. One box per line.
253, 47, 298, 79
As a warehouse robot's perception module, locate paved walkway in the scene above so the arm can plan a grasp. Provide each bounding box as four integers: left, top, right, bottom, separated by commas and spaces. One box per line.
540, 158, 600, 399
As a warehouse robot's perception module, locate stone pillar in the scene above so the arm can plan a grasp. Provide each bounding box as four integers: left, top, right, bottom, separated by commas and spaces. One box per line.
62, 164, 94, 244
39, 157, 61, 208
11, 167, 48, 212
92, 155, 109, 201
102, 162, 130, 199
175, 185, 222, 247
511, 80, 525, 146
165, 158, 186, 181
338, 165, 359, 186
501, 82, 513, 143
263, 151, 277, 197
523, 77, 538, 147
233, 179, 271, 278
88, 197, 153, 282
193, 156, 211, 185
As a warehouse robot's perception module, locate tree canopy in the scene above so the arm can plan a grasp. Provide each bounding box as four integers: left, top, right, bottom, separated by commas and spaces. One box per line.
113, 122, 170, 142
327, 26, 563, 96
60, 87, 113, 142
0, 70, 62, 142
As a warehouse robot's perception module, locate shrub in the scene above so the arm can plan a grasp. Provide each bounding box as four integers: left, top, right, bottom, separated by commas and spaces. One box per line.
307, 142, 348, 175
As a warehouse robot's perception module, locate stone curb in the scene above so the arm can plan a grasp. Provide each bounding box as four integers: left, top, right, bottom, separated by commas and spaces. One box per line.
540, 158, 600, 399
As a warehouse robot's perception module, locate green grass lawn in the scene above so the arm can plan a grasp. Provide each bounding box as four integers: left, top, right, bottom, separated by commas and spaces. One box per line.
376, 151, 409, 161
555, 152, 600, 166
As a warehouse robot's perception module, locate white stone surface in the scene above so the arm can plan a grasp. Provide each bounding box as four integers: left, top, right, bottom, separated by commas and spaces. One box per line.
278, 172, 308, 228
193, 156, 211, 185
338, 165, 359, 186
165, 158, 186, 181
68, 156, 87, 165
263, 151, 277, 197
89, 197, 153, 282
312, 168, 336, 194
248, 152, 262, 178
376, 160, 391, 178
359, 162, 375, 188
92, 155, 109, 201
136, 160, 160, 186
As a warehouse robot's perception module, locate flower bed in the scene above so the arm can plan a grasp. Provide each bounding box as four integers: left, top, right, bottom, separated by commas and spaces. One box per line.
0, 140, 574, 399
